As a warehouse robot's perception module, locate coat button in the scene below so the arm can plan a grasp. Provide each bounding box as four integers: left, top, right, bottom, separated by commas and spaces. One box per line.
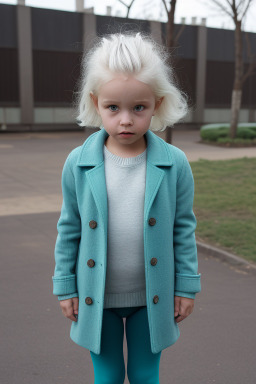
89, 220, 97, 229
85, 297, 93, 305
148, 217, 156, 226
150, 257, 158, 266
153, 295, 159, 304
87, 259, 95, 268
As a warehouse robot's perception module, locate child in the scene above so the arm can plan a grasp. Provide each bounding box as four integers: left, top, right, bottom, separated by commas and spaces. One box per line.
52, 32, 201, 384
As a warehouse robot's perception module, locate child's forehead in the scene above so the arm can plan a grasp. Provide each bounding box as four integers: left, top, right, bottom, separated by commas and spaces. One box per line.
103, 73, 137, 84
98, 75, 155, 98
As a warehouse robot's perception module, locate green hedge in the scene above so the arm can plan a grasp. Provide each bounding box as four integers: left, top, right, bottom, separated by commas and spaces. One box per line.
200, 123, 256, 141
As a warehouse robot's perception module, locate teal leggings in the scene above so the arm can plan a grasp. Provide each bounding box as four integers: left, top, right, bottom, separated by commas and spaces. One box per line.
90, 306, 161, 384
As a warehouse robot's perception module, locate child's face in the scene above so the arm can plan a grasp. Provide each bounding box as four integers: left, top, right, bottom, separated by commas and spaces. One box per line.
90, 75, 163, 152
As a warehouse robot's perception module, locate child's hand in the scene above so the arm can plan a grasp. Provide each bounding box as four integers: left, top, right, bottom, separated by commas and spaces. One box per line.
174, 296, 194, 323
59, 297, 79, 322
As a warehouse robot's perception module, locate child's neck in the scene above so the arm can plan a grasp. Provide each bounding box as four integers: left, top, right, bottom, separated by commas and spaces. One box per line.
104, 135, 147, 158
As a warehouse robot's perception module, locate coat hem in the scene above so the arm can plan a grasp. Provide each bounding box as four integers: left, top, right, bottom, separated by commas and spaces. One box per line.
69, 323, 181, 355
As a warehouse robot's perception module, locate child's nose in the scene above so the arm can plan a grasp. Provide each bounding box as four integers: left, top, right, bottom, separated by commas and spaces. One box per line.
120, 111, 133, 126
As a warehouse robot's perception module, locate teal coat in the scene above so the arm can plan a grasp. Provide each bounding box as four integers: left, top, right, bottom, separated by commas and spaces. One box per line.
52, 128, 201, 355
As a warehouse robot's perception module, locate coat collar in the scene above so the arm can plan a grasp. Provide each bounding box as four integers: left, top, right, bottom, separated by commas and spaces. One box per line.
76, 128, 173, 167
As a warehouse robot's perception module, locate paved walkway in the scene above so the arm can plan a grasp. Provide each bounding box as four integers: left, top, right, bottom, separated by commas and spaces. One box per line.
0, 129, 256, 383
0, 129, 255, 216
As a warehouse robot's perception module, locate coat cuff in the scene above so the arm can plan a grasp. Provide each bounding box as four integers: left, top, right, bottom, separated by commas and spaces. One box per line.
175, 273, 201, 294
52, 274, 77, 295
58, 293, 79, 301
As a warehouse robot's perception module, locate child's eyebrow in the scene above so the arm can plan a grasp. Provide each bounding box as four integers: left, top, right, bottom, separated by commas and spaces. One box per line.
102, 99, 151, 103
102, 100, 118, 103
134, 99, 151, 103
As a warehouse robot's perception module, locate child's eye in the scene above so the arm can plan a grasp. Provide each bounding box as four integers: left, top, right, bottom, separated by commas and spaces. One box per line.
134, 105, 144, 112
108, 105, 119, 112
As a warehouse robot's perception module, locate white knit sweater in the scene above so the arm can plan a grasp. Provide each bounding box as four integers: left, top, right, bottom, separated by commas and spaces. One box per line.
103, 144, 147, 309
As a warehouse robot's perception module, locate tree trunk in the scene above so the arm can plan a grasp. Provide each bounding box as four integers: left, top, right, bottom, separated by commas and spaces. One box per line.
166, 0, 176, 49
165, 0, 177, 144
230, 89, 242, 138
230, 19, 243, 138
165, 126, 172, 144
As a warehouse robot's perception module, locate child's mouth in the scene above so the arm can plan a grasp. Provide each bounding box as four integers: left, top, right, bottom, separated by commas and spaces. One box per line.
119, 132, 134, 137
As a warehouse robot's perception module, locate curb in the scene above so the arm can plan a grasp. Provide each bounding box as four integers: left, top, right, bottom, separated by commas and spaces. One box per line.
196, 241, 256, 275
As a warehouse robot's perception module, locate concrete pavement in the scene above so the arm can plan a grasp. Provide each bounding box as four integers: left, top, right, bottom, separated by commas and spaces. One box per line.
0, 129, 255, 217
1, 129, 256, 383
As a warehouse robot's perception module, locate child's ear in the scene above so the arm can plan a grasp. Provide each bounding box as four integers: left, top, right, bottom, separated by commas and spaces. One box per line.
153, 96, 164, 115
90, 92, 100, 114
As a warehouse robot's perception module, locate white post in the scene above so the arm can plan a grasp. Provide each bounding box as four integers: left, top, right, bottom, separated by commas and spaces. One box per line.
84, 7, 94, 13
17, 4, 34, 126
195, 25, 207, 124
191, 17, 197, 25
76, 0, 84, 12
1, 108, 7, 131
201, 18, 207, 26
106, 6, 112, 16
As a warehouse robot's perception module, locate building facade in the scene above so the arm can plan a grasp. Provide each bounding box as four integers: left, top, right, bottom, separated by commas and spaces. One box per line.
0, 3, 255, 131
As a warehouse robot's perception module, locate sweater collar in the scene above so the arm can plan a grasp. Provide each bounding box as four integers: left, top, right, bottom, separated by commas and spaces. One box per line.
76, 127, 173, 167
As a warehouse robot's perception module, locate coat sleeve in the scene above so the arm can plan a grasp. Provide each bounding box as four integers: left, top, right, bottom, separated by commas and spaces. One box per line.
52, 153, 81, 296
173, 152, 201, 299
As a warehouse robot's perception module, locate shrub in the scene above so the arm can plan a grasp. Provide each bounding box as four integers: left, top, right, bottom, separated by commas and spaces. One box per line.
200, 123, 256, 141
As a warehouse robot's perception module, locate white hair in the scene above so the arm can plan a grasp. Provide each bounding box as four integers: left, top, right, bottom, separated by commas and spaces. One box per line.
73, 32, 188, 132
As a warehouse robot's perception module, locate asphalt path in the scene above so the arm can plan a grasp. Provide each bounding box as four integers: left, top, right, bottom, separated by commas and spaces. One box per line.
1, 129, 256, 384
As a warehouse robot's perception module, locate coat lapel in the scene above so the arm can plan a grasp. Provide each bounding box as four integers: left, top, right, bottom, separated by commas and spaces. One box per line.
144, 162, 165, 219
76, 128, 174, 226
86, 163, 108, 233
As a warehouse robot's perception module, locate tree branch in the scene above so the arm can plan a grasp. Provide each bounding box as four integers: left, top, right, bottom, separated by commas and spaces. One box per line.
161, 0, 168, 16
117, 0, 136, 17
225, 0, 234, 12
240, 0, 254, 20
118, 0, 127, 7
231, 0, 239, 22
208, 0, 234, 18
236, 0, 245, 12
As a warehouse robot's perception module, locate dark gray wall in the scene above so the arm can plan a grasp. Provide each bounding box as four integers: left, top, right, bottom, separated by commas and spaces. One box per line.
207, 27, 256, 63
0, 4, 17, 48
31, 7, 83, 52
161, 23, 198, 59
0, 3, 255, 108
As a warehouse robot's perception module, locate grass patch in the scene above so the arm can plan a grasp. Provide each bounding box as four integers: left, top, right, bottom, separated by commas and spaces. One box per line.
190, 157, 256, 263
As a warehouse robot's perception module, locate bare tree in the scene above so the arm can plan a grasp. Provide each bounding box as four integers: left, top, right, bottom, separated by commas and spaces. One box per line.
161, 0, 185, 143
202, 0, 256, 138
117, 0, 136, 18
161, 0, 185, 49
